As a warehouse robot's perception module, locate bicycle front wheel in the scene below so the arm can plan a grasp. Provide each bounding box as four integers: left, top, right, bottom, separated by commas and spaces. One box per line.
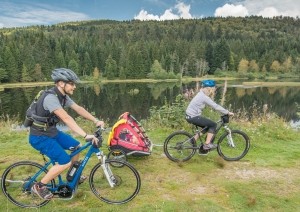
1, 161, 54, 208
163, 131, 196, 162
217, 130, 250, 161
89, 159, 141, 204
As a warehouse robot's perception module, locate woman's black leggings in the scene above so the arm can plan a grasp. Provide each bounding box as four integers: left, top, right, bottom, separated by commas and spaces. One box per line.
186, 115, 217, 134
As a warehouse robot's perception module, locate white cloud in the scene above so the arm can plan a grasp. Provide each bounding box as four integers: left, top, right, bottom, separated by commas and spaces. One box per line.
214, 3, 249, 17
134, 2, 193, 21
257, 7, 280, 18
219, 0, 300, 18
134, 9, 160, 21
0, 2, 90, 28
175, 2, 193, 19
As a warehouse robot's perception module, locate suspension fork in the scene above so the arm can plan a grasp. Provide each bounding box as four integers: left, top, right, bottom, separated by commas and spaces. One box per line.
224, 126, 235, 147
96, 152, 115, 187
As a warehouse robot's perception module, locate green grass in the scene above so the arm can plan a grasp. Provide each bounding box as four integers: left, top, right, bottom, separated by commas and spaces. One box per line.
0, 116, 300, 212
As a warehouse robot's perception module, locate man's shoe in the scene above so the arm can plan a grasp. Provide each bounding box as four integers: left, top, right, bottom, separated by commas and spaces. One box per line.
31, 182, 53, 200
203, 143, 217, 150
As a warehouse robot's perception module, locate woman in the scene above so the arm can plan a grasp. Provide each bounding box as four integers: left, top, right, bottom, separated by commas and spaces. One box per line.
185, 80, 234, 150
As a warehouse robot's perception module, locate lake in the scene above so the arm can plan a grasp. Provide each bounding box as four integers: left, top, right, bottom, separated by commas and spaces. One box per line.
0, 80, 300, 128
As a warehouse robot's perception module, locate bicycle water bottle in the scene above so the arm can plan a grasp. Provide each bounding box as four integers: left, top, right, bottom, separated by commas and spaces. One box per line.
66, 161, 81, 182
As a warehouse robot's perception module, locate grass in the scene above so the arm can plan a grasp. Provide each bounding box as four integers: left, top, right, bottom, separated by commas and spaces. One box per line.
0, 115, 300, 211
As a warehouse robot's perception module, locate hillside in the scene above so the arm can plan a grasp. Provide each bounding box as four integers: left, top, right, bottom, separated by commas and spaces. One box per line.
0, 16, 300, 82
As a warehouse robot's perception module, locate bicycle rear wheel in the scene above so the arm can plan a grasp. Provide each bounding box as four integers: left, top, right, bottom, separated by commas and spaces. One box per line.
89, 159, 141, 204
217, 130, 250, 161
1, 161, 54, 208
163, 131, 196, 162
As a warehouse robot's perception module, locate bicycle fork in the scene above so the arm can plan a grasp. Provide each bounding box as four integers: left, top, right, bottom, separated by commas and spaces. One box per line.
224, 126, 235, 148
96, 152, 116, 188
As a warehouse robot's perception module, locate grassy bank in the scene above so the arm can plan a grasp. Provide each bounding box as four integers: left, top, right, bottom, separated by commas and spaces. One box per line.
0, 111, 299, 211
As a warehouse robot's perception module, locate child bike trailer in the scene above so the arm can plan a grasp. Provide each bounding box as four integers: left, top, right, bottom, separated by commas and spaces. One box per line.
107, 112, 153, 162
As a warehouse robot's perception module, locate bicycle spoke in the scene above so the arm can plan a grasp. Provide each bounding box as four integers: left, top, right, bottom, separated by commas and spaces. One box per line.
89, 160, 140, 204
218, 130, 250, 161
164, 131, 196, 162
1, 161, 52, 208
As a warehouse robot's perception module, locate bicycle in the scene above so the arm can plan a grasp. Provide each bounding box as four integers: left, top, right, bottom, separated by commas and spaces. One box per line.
163, 114, 250, 162
1, 128, 141, 208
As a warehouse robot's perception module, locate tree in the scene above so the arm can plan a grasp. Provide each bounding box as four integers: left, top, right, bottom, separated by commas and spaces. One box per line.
238, 58, 249, 73
93, 67, 100, 80
205, 42, 214, 74
33, 64, 43, 82
270, 60, 281, 73
282, 56, 292, 72
0, 68, 8, 82
21, 64, 32, 82
249, 60, 260, 72
105, 55, 118, 79
214, 39, 231, 72
3, 46, 18, 82
68, 59, 79, 75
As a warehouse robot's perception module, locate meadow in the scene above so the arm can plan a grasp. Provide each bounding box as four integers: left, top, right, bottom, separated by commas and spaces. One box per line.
0, 107, 299, 211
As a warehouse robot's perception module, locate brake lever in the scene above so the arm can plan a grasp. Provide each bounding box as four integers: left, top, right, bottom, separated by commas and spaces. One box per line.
93, 127, 104, 148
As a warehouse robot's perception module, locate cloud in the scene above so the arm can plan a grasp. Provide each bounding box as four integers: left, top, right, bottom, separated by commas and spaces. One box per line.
215, 3, 249, 17
257, 7, 281, 17
134, 2, 193, 21
216, 0, 300, 18
0, 2, 90, 28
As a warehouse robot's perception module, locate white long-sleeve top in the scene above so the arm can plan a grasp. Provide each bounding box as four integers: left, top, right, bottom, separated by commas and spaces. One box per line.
186, 90, 229, 118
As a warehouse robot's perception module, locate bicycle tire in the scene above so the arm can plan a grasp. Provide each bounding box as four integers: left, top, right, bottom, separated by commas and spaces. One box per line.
1, 161, 54, 208
89, 159, 141, 204
217, 130, 250, 161
163, 131, 197, 162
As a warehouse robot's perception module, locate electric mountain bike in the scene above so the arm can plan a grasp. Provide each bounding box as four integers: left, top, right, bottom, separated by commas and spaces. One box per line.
164, 115, 250, 162
1, 128, 141, 208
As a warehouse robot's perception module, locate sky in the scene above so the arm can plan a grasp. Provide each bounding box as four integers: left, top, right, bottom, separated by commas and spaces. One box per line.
0, 0, 300, 28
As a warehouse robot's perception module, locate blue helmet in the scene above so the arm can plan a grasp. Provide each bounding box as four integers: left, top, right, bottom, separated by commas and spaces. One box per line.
201, 79, 216, 87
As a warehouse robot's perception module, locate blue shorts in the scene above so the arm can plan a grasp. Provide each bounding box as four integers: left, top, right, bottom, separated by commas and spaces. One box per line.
29, 131, 80, 165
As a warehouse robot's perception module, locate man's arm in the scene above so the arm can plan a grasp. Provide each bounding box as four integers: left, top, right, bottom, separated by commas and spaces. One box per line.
54, 108, 87, 137
70, 103, 104, 127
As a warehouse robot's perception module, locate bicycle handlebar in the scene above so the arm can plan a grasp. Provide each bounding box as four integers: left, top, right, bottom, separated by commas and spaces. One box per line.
221, 114, 230, 124
93, 127, 105, 148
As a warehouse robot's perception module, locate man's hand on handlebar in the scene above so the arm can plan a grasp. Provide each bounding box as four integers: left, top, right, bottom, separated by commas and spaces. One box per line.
85, 134, 99, 145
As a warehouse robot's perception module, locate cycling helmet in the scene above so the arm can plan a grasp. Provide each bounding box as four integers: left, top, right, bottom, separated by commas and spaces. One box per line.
51, 68, 80, 83
201, 79, 216, 87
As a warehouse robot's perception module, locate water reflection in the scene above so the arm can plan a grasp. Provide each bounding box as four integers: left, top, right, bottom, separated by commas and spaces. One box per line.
0, 81, 299, 127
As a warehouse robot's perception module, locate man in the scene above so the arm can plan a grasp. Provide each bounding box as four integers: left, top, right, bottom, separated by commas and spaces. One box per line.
185, 79, 234, 150
29, 68, 104, 200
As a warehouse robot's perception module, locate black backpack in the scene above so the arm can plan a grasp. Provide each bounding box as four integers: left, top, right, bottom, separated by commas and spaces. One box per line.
23, 90, 46, 127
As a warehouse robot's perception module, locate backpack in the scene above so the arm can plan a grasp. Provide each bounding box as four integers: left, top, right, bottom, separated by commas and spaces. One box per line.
23, 88, 64, 128
23, 90, 45, 127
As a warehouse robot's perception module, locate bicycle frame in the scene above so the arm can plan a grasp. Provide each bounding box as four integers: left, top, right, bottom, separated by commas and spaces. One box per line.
194, 118, 222, 141
23, 141, 106, 199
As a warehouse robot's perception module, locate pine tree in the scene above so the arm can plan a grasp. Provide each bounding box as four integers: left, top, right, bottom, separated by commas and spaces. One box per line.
105, 55, 118, 79
21, 64, 32, 82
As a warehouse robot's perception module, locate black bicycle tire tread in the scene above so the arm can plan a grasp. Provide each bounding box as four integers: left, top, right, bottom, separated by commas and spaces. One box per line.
1, 161, 52, 208
217, 130, 250, 161
89, 159, 141, 204
163, 130, 197, 162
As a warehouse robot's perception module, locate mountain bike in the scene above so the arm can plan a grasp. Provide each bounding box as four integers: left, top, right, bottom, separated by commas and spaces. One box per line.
1, 128, 141, 208
164, 115, 250, 162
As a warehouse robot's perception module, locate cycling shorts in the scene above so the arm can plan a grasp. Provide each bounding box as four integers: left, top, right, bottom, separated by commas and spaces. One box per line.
186, 115, 217, 133
29, 131, 80, 165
